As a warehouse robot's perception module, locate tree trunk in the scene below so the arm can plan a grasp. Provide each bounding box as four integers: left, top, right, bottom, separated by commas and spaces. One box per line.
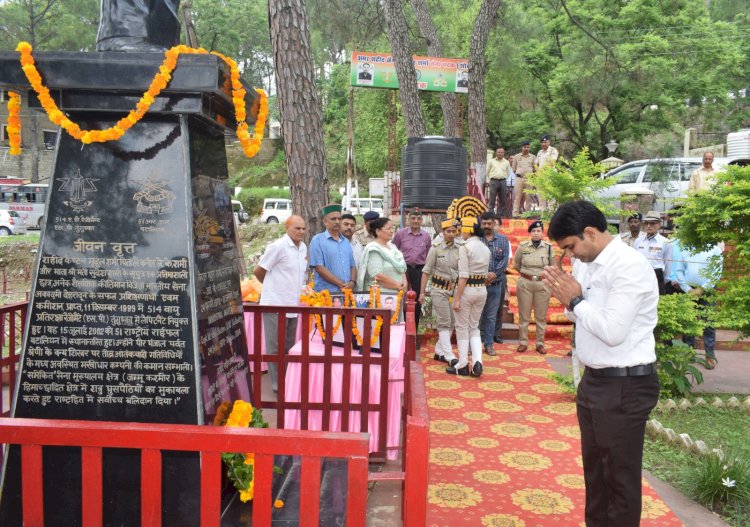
467, 0, 502, 188
269, 0, 329, 243
382, 0, 426, 138
410, 0, 456, 137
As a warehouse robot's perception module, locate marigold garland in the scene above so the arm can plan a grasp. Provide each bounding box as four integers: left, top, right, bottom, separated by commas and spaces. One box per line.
6, 91, 22, 154
300, 286, 404, 347
11, 41, 267, 158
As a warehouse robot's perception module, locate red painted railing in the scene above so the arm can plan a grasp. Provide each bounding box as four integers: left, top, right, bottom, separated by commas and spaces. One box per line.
0, 417, 370, 526
404, 363, 428, 526
1, 299, 430, 525
0, 301, 26, 417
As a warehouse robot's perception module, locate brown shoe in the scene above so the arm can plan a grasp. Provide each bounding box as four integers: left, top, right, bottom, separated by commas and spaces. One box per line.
516, 345, 527, 353
485, 346, 497, 356
536, 344, 547, 355
706, 357, 717, 370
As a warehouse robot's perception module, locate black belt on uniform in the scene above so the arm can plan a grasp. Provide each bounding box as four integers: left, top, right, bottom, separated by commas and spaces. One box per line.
466, 275, 486, 287
586, 363, 656, 378
431, 275, 455, 291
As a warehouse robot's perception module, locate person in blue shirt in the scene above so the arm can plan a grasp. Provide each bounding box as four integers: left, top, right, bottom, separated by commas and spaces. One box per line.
478, 212, 510, 356
673, 242, 723, 369
309, 204, 357, 293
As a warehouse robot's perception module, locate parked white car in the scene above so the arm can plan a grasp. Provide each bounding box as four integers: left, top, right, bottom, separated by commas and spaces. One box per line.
260, 198, 292, 224
0, 210, 28, 236
597, 157, 729, 217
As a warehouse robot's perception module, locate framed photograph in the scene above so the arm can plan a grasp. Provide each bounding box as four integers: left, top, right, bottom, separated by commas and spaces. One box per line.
317, 291, 401, 352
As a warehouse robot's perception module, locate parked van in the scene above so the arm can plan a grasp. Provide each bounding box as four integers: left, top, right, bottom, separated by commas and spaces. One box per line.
260, 198, 292, 224
342, 197, 384, 216
596, 157, 729, 222
232, 200, 249, 224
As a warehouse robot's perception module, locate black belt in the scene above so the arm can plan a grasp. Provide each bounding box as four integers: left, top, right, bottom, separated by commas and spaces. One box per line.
431, 275, 455, 291
466, 275, 486, 287
586, 363, 656, 378
407, 264, 424, 269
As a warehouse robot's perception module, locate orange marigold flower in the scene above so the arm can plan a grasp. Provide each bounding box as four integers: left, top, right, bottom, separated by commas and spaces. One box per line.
274, 499, 284, 509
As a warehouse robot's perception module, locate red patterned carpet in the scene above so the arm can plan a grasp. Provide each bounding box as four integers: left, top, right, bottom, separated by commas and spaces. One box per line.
423, 339, 682, 527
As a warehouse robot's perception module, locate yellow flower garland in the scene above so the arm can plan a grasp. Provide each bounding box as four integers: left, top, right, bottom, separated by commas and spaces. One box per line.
11, 42, 268, 158
351, 287, 403, 348
6, 91, 22, 154
300, 287, 404, 347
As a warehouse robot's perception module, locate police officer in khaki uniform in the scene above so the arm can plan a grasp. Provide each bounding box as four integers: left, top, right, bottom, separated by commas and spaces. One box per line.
447, 216, 491, 377
514, 220, 553, 354
420, 219, 460, 365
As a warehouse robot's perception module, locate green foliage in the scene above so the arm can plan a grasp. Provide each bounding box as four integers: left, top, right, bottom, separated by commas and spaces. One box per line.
675, 165, 750, 337
524, 147, 615, 219
654, 293, 707, 398
686, 453, 750, 517
485, 0, 750, 159
549, 372, 576, 396
229, 150, 288, 189
0, 0, 99, 51
191, 0, 272, 88
644, 404, 750, 526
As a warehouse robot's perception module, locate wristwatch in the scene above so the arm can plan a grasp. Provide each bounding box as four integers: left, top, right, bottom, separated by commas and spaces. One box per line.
568, 295, 585, 312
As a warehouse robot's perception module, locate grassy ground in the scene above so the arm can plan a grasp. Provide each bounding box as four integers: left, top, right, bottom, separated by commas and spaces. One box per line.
645, 402, 750, 526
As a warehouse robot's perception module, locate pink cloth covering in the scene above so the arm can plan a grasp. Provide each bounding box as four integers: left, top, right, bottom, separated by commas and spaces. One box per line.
283, 325, 405, 460
244, 311, 267, 372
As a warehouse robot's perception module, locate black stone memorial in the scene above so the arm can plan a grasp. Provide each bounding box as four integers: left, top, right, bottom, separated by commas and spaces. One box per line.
0, 51, 258, 526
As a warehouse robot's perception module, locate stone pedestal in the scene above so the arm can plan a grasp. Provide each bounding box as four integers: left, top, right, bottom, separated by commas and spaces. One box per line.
0, 51, 259, 526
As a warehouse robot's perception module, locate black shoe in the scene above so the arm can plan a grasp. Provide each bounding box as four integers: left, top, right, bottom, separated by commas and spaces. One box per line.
566, 350, 573, 357
446, 364, 470, 376
433, 353, 448, 363
449, 358, 459, 367
471, 362, 483, 377
494, 336, 504, 344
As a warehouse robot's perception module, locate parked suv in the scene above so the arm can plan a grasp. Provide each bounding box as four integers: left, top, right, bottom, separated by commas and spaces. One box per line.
342, 197, 384, 216
0, 210, 27, 236
232, 200, 249, 224
260, 198, 292, 224
597, 157, 728, 222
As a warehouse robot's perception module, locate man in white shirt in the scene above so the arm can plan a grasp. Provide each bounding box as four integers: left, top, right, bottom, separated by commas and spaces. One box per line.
253, 215, 308, 392
341, 213, 363, 266
634, 211, 672, 295
542, 200, 659, 527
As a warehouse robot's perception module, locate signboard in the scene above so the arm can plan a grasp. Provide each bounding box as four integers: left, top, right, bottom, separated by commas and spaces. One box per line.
350, 51, 469, 93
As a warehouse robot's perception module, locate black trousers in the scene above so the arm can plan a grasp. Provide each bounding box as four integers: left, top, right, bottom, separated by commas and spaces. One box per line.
654, 268, 665, 296
577, 371, 659, 527
405, 264, 423, 329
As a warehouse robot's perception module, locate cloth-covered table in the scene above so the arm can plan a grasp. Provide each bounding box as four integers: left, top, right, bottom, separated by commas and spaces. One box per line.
283, 325, 405, 460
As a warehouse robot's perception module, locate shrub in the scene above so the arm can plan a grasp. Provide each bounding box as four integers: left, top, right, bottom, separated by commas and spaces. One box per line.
686, 452, 750, 515
654, 293, 708, 398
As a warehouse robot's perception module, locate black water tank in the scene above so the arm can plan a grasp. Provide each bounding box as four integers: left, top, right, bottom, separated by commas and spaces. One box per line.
401, 137, 468, 209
